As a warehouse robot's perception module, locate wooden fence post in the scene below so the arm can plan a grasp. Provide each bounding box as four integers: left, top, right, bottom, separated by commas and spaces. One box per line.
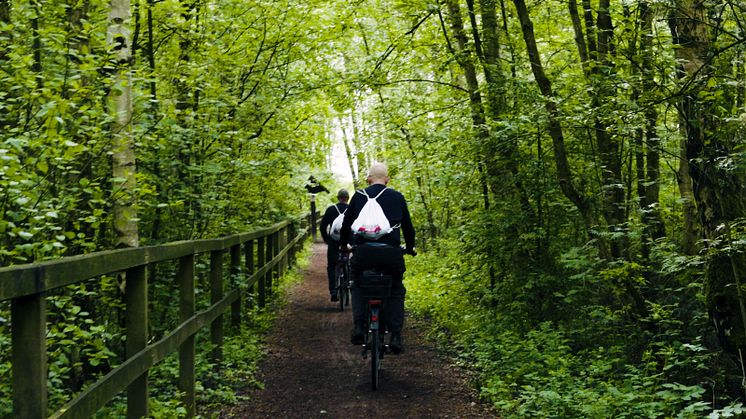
210, 250, 224, 366
310, 196, 317, 240
275, 230, 282, 278
282, 226, 288, 276
298, 215, 310, 253
11, 293, 47, 419
230, 244, 241, 330
288, 222, 296, 266
125, 265, 148, 418
266, 233, 275, 297
178, 254, 196, 417
257, 236, 266, 308
245, 240, 255, 309
277, 229, 283, 278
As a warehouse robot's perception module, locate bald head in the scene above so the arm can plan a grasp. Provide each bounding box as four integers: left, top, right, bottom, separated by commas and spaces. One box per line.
367, 163, 390, 185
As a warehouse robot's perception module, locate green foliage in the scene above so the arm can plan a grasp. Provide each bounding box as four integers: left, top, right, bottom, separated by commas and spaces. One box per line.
406, 234, 739, 417
3, 0, 746, 414
2, 0, 333, 411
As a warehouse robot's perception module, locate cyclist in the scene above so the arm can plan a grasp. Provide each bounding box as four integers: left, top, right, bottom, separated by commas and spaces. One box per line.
339, 162, 415, 354
320, 189, 350, 302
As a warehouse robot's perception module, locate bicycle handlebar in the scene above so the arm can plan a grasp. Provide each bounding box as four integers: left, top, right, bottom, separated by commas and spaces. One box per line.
341, 243, 417, 256
400, 246, 417, 257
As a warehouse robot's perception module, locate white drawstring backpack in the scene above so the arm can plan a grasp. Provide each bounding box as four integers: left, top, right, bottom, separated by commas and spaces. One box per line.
327, 204, 346, 241
351, 188, 393, 240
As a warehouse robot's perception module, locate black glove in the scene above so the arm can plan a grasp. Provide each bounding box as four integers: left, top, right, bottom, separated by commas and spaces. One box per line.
401, 246, 417, 256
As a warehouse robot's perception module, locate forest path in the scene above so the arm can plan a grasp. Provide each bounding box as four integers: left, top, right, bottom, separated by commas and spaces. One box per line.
219, 242, 495, 418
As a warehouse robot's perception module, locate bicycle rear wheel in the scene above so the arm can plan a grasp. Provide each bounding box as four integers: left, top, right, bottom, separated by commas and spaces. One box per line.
335, 267, 344, 311
338, 260, 350, 310
371, 328, 380, 390
341, 286, 350, 308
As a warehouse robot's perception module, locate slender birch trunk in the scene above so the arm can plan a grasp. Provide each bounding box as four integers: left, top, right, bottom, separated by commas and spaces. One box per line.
108, 0, 139, 248
338, 116, 359, 187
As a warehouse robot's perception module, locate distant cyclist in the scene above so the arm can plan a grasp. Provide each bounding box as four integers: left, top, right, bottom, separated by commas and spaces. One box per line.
320, 189, 350, 302
339, 163, 415, 354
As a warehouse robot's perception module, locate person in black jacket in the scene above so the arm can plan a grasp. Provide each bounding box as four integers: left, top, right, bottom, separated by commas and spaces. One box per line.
319, 189, 350, 301
339, 163, 415, 354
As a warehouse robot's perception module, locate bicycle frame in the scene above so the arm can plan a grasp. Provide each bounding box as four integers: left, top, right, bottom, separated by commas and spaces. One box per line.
363, 296, 387, 390
358, 269, 393, 391
350, 244, 415, 391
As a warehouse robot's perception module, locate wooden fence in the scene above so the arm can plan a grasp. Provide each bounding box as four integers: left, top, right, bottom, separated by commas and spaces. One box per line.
0, 212, 315, 418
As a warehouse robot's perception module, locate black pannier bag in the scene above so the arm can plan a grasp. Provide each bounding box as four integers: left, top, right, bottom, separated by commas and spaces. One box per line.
350, 242, 405, 275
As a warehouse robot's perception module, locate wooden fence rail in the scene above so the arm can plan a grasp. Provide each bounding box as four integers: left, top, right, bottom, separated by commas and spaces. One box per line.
0, 212, 316, 418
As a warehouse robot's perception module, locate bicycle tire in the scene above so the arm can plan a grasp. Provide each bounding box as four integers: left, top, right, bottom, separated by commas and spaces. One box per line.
341, 286, 350, 308
341, 277, 348, 309
335, 264, 344, 311
338, 261, 350, 310
371, 328, 380, 390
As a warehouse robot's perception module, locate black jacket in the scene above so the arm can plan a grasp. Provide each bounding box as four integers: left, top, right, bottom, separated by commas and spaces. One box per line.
339, 184, 415, 249
319, 203, 349, 244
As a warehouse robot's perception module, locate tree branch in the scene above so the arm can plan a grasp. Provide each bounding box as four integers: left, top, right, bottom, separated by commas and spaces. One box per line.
369, 78, 469, 92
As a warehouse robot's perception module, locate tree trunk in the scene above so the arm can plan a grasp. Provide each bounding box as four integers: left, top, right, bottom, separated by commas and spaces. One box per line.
441, 0, 491, 212
0, 0, 10, 62
0, 0, 12, 129
591, 0, 626, 259
566, 0, 627, 258
108, 0, 139, 248
628, 4, 650, 260
338, 116, 359, 187
498, 0, 517, 82
677, 136, 699, 254
737, 44, 745, 110
175, 0, 197, 236
639, 0, 665, 241
567, 0, 589, 72
476, 0, 504, 115
443, 0, 496, 290
581, 0, 597, 60
349, 109, 368, 188
145, 0, 164, 241
31, 0, 42, 89
513, 0, 604, 258
24, 0, 43, 127
670, 0, 746, 356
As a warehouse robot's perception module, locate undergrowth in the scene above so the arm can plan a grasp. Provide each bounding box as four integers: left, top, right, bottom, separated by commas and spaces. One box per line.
405, 239, 745, 418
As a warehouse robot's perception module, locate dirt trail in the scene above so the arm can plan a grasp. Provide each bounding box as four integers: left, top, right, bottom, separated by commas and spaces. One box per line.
220, 242, 495, 418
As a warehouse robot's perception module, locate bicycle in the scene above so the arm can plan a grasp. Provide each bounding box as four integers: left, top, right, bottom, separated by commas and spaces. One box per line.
356, 245, 416, 390
335, 248, 351, 311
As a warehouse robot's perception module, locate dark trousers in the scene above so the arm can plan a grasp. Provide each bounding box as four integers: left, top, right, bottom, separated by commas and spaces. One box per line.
350, 244, 406, 333
326, 241, 340, 293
